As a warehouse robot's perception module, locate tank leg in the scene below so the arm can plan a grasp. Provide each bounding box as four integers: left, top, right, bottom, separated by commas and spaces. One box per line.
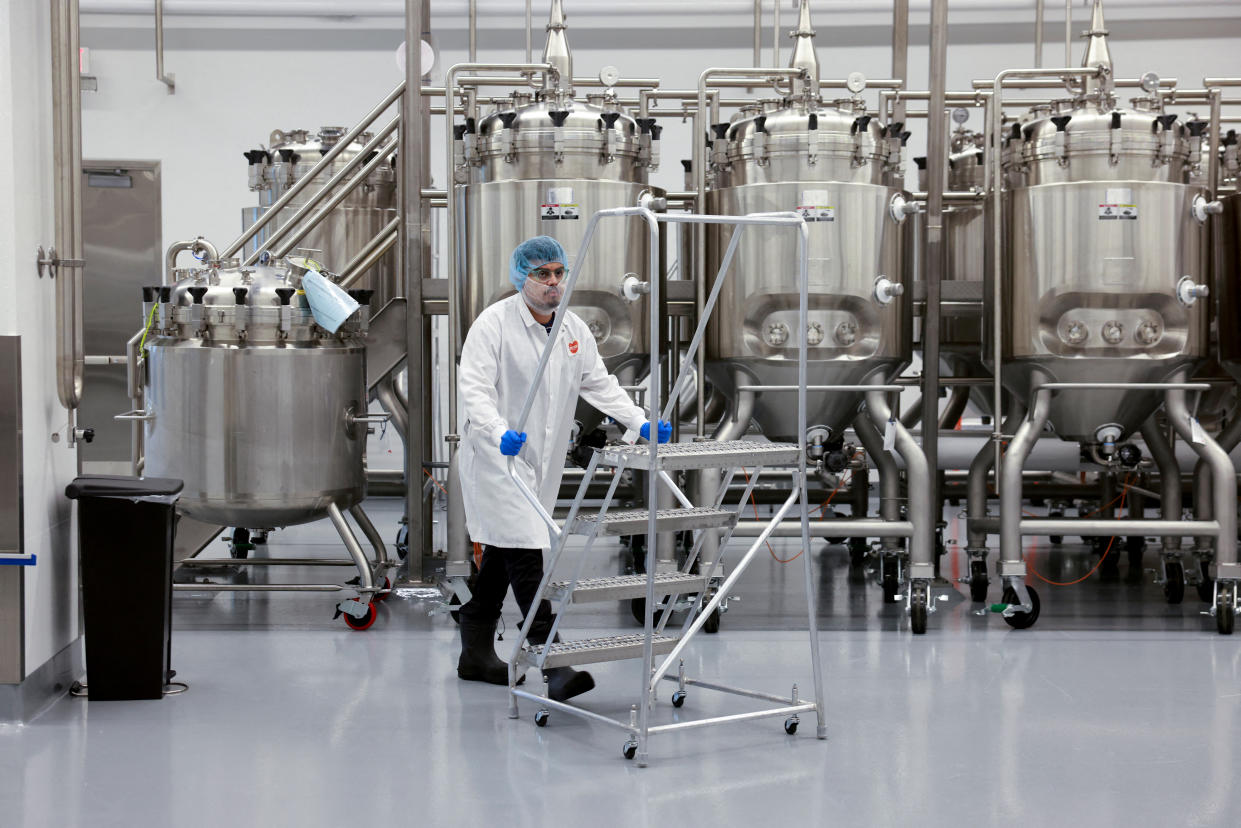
853, 409, 903, 603
1166, 378, 1240, 634
1141, 419, 1185, 602
1191, 416, 1241, 601
865, 385, 934, 629
994, 384, 1050, 628
349, 502, 391, 570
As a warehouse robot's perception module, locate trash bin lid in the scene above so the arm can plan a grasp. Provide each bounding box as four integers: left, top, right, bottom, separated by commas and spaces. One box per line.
65, 475, 184, 500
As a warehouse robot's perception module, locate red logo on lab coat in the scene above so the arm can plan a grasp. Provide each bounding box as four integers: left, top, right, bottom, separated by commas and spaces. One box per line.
568, 340, 579, 354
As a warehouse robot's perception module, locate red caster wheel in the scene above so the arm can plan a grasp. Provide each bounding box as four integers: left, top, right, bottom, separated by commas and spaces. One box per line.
343, 601, 378, 631
374, 577, 392, 602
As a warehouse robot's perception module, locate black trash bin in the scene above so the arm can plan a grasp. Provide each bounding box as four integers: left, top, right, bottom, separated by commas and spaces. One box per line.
66, 475, 183, 701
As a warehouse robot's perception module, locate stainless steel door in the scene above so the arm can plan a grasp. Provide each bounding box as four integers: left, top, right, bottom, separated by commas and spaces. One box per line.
79, 161, 162, 470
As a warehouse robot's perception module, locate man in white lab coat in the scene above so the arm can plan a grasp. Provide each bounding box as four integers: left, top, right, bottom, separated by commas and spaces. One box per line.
456, 235, 671, 700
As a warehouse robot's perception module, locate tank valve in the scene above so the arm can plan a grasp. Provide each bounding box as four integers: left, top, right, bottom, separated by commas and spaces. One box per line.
620, 275, 649, 302
1095, 425, 1123, 456
888, 193, 922, 223
1176, 275, 1209, 307
1191, 195, 1224, 224
1117, 444, 1143, 469
638, 190, 667, 212
873, 276, 904, 306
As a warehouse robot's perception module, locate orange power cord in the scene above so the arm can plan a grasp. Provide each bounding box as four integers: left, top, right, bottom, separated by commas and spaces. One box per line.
1026, 474, 1133, 587
742, 465, 854, 565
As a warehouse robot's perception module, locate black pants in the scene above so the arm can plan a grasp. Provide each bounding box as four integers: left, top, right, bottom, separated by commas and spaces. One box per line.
458, 545, 553, 641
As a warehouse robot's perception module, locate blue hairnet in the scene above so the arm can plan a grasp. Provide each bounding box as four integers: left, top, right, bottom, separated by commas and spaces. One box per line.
508, 235, 566, 291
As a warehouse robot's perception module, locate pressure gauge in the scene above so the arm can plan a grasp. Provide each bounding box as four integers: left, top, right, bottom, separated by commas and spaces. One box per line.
846, 72, 867, 94
952, 107, 970, 125
1061, 319, 1088, 346
1140, 72, 1161, 95
599, 66, 620, 88
764, 321, 790, 347
1102, 320, 1125, 345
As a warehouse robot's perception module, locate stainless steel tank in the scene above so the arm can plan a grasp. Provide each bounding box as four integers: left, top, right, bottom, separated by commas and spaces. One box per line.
243, 127, 398, 308
994, 21, 1212, 444
1215, 129, 1241, 383
703, 4, 911, 442
140, 256, 371, 527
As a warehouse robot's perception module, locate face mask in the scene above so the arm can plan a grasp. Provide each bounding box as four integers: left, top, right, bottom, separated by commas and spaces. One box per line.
522, 276, 562, 316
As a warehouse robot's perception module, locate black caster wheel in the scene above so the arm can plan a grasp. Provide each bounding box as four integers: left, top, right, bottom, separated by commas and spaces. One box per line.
229, 527, 253, 560
848, 538, 869, 567
534, 709, 550, 727
1216, 584, 1236, 636
343, 601, 377, 631
881, 562, 899, 604
702, 606, 721, 634
671, 690, 687, 708
1198, 561, 1215, 603
1048, 510, 1064, 545
1163, 561, 1185, 605
622, 740, 638, 760
1000, 585, 1040, 630
968, 559, 989, 603
394, 521, 409, 561
910, 582, 929, 635
630, 598, 667, 627
784, 717, 799, 735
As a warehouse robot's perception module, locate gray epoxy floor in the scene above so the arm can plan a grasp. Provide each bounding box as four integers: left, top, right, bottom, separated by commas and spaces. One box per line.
5, 496, 1240, 827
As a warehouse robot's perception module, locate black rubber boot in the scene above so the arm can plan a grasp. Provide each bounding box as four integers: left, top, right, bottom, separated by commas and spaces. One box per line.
457, 623, 521, 686
528, 616, 594, 701
545, 666, 595, 702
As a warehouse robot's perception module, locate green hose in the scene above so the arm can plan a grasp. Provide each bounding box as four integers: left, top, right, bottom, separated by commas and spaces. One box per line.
138, 302, 158, 354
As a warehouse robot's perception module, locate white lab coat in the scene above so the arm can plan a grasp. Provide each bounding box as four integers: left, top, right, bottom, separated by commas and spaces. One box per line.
457, 294, 648, 549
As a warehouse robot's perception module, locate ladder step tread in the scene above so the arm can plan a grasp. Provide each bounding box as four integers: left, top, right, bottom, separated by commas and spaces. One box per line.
569, 506, 737, 536
596, 439, 800, 471
548, 573, 708, 603
525, 633, 679, 668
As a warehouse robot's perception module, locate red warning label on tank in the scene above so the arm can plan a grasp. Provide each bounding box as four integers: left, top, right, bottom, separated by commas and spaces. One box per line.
540, 203, 580, 220
1099, 188, 1137, 220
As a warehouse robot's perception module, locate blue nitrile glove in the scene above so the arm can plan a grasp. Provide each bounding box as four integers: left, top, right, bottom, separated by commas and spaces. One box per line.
640, 420, 673, 444
499, 430, 527, 456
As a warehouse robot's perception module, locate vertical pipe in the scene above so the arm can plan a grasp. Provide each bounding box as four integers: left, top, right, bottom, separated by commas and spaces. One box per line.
753, 0, 762, 68
526, 0, 533, 64
921, 0, 949, 552
1140, 418, 1181, 554
772, 0, 780, 68
154, 0, 175, 92
999, 388, 1051, 572
1034, 0, 1045, 68
404, 0, 429, 579
891, 0, 909, 123
52, 0, 84, 414
1065, 0, 1072, 68
468, 0, 477, 62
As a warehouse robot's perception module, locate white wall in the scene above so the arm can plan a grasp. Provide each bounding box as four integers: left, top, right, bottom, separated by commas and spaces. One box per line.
1, 1, 81, 679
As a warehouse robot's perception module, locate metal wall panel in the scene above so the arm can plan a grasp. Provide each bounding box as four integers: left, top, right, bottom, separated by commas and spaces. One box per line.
1, 336, 24, 683
79, 161, 162, 469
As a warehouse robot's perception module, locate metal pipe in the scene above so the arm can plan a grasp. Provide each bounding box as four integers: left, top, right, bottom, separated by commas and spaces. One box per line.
256, 118, 399, 262
867, 384, 933, 577
468, 0, 477, 61
853, 409, 900, 527
52, 0, 84, 413
731, 519, 916, 538
1192, 414, 1241, 538
891, 0, 909, 122
165, 237, 218, 281
990, 67, 1104, 483
999, 382, 1052, 575
1021, 519, 1220, 538
375, 373, 408, 442
326, 501, 374, 591
1065, 0, 1072, 67
222, 82, 406, 260
525, 0, 532, 63
772, 0, 779, 68
1167, 377, 1239, 579
1140, 418, 1181, 554
647, 703, 817, 735
444, 61, 554, 438
753, 0, 761, 72
349, 503, 390, 568
1035, 0, 1045, 68
337, 217, 400, 288
172, 584, 343, 593
922, 0, 949, 541
966, 403, 1025, 550
154, 0, 175, 92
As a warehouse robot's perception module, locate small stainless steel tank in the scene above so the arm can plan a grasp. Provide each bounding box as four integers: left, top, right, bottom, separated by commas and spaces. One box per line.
141, 257, 371, 527
242, 127, 398, 307
1215, 129, 1241, 382
994, 23, 1212, 443
703, 4, 911, 442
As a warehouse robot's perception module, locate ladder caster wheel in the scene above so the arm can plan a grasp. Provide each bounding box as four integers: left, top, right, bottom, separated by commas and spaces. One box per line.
968, 560, 989, 603
784, 717, 799, 735
1001, 585, 1040, 630
1163, 561, 1185, 605
374, 576, 392, 603
671, 690, 686, 708
534, 709, 550, 727
622, 740, 638, 760
343, 602, 377, 631
910, 582, 928, 635
702, 607, 720, 634
1216, 584, 1236, 636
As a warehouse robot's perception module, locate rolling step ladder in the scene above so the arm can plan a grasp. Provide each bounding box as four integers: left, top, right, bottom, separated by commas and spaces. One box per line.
500, 204, 826, 766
